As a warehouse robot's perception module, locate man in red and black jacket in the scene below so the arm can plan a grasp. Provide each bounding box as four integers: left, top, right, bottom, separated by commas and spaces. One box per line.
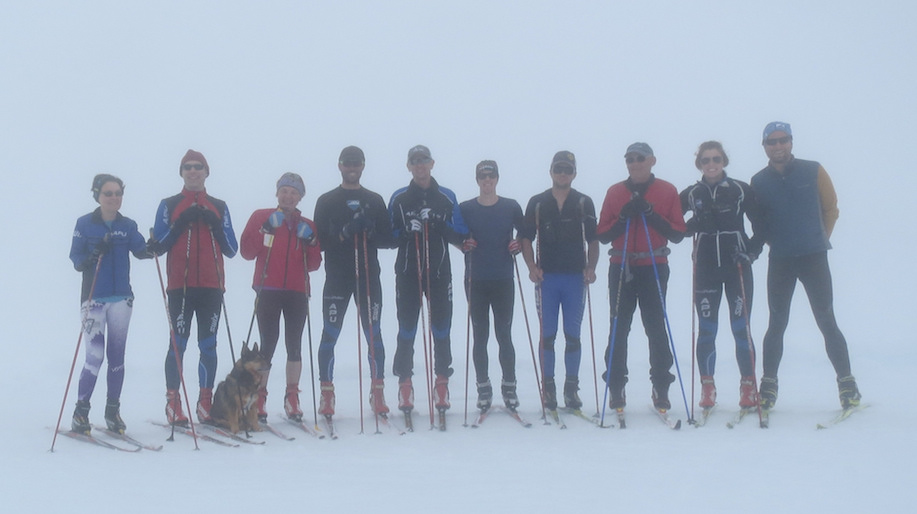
150, 149, 238, 426
595, 142, 685, 412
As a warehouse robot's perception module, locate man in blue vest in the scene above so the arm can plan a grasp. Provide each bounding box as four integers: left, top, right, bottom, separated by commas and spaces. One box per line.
751, 122, 860, 411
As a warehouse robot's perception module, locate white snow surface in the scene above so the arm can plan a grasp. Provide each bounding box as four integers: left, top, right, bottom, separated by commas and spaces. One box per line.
2, 2, 915, 513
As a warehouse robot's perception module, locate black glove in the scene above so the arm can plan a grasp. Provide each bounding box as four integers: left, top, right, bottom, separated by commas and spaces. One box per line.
201, 208, 221, 230
146, 236, 165, 256
92, 236, 111, 257
619, 196, 652, 219
686, 209, 716, 235
175, 206, 201, 229
342, 213, 371, 239
405, 215, 423, 234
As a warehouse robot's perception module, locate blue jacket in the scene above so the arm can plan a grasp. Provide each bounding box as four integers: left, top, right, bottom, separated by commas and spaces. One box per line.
751, 158, 835, 258
70, 209, 149, 302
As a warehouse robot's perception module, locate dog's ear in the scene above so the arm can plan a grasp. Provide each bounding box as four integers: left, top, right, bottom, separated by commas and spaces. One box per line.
252, 342, 260, 354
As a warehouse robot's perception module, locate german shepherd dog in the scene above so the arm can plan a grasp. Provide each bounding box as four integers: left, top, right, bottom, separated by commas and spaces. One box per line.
210, 343, 268, 433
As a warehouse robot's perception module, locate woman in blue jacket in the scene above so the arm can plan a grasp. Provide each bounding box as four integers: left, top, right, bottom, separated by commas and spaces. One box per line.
69, 174, 150, 434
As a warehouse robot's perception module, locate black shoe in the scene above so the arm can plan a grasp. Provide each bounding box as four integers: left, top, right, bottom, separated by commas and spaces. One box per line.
543, 379, 557, 410
652, 385, 671, 410
104, 399, 126, 433
837, 375, 861, 409
476, 380, 493, 411
759, 376, 778, 410
609, 385, 627, 409
564, 378, 583, 409
501, 380, 519, 410
71, 400, 91, 434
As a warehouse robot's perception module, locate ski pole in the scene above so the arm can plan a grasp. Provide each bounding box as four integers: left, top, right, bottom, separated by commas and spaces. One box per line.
152, 229, 200, 449
413, 231, 434, 428
361, 230, 382, 433
462, 241, 472, 426
303, 245, 319, 432
353, 234, 366, 434
690, 234, 698, 423
422, 222, 436, 428
245, 227, 275, 346
600, 217, 630, 427
581, 218, 600, 416
736, 260, 763, 424
639, 213, 690, 421
534, 203, 550, 422
50, 254, 104, 452
513, 255, 546, 422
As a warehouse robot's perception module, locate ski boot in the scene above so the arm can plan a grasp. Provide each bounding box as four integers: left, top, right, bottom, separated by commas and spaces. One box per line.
285, 384, 303, 422
652, 384, 671, 411
370, 378, 390, 415
434, 375, 450, 410
837, 375, 861, 409
543, 378, 557, 410
564, 377, 583, 410
398, 378, 414, 412
71, 400, 91, 435
502, 380, 519, 410
759, 376, 778, 410
165, 389, 189, 427
476, 380, 493, 412
318, 381, 335, 417
196, 387, 213, 423
739, 376, 758, 408
699, 376, 716, 408
104, 398, 126, 433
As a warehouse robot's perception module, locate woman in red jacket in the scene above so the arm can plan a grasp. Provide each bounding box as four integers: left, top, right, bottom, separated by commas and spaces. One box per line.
240, 173, 322, 422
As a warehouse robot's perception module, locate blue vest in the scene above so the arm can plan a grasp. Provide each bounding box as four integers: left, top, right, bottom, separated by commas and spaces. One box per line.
751, 158, 831, 258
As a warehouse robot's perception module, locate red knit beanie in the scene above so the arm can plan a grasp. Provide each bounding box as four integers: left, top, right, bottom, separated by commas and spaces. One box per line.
180, 149, 210, 176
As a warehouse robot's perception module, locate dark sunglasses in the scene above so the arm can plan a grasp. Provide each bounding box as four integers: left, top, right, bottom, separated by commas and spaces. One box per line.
182, 163, 205, 171
409, 157, 432, 166
764, 136, 792, 146
552, 165, 575, 175
626, 155, 647, 164
340, 160, 364, 168
476, 172, 498, 180
699, 156, 723, 165
102, 190, 124, 197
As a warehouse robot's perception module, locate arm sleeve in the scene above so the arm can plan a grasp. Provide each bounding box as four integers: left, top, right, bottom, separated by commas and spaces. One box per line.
816, 166, 839, 238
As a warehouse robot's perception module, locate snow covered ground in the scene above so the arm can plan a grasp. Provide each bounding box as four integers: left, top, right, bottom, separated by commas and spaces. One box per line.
2, 2, 916, 513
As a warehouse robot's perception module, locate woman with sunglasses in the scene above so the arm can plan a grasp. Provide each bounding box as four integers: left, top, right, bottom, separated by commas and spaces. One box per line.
680, 141, 764, 417
69, 174, 152, 435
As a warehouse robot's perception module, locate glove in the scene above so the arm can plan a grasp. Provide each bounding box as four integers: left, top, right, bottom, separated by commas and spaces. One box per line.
507, 239, 522, 256
734, 250, 758, 265
297, 221, 315, 243
462, 238, 477, 253
92, 235, 111, 257
262, 211, 285, 234
686, 210, 716, 235
175, 206, 201, 228
406, 218, 423, 233
145, 237, 164, 256
619, 196, 652, 219
341, 213, 370, 239
419, 208, 433, 221
201, 208, 221, 230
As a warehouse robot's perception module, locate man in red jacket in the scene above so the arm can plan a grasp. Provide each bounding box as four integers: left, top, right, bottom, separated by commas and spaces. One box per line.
240, 172, 322, 423
150, 150, 238, 426
595, 143, 685, 412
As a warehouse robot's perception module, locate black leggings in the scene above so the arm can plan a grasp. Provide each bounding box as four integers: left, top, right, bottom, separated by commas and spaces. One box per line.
468, 278, 516, 384
256, 289, 307, 364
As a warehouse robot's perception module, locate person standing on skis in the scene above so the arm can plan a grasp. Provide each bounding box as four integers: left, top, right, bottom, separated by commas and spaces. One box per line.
520, 150, 599, 412
239, 172, 321, 423
459, 160, 525, 413
313, 146, 394, 419
148, 149, 238, 426
69, 174, 152, 435
595, 142, 685, 412
388, 145, 469, 417
751, 122, 861, 411
680, 141, 764, 413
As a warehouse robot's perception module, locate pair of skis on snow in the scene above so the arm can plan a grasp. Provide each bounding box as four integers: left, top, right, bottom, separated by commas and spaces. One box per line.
55, 425, 163, 452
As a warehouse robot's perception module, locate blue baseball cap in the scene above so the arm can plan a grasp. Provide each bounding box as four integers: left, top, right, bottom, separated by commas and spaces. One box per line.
763, 121, 792, 141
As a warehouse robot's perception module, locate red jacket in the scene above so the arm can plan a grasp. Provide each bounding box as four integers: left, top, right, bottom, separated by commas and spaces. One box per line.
596, 177, 685, 266
240, 208, 322, 295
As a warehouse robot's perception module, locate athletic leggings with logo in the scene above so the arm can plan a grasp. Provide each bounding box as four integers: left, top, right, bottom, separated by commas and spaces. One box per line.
317, 273, 385, 381
77, 298, 132, 402
694, 262, 755, 377
393, 271, 453, 380
165, 287, 222, 390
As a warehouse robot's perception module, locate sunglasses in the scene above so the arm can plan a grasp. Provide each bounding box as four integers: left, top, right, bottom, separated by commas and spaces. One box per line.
182, 163, 205, 171
101, 190, 124, 197
700, 156, 723, 165
625, 155, 647, 164
409, 157, 432, 166
340, 160, 364, 168
764, 136, 792, 146
552, 165, 575, 175
476, 172, 498, 180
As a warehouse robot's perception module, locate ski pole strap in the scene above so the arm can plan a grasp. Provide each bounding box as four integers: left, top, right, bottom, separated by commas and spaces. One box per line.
607, 246, 671, 259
